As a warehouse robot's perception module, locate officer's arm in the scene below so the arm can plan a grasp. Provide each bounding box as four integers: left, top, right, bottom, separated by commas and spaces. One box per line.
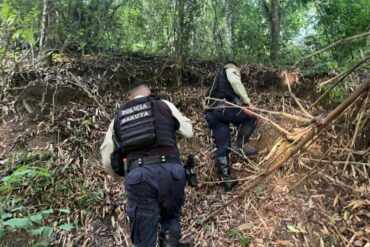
226, 68, 251, 105
100, 120, 124, 181
162, 100, 193, 138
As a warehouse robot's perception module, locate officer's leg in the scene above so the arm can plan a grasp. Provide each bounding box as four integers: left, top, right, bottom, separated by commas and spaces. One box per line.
205, 110, 237, 191
222, 108, 258, 155
157, 164, 187, 247
235, 115, 258, 153
125, 169, 160, 247
205, 110, 231, 157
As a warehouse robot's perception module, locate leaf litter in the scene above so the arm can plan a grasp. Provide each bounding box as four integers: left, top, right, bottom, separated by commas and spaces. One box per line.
0, 55, 369, 246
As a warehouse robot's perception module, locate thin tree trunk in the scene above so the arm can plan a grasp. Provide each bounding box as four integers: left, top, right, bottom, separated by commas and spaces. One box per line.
211, 0, 226, 60
37, 0, 53, 68
39, 0, 48, 52
270, 0, 280, 63
175, 0, 185, 87
224, 0, 233, 57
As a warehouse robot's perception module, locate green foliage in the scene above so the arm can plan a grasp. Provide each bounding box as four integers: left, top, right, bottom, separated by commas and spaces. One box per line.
228, 228, 240, 237
304, 0, 370, 67
239, 236, 250, 247
58, 223, 74, 232
343, 211, 349, 220
0, 0, 369, 68
228, 228, 250, 246
318, 82, 350, 103
0, 0, 40, 70
287, 224, 301, 233
0, 151, 74, 245
0, 207, 74, 243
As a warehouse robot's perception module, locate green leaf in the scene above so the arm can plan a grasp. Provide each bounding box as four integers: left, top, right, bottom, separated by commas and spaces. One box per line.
58, 208, 71, 214
12, 30, 22, 40
287, 225, 301, 233
0, 225, 4, 238
41, 226, 53, 238
34, 168, 51, 177
0, 4, 10, 21
240, 236, 250, 247
58, 223, 74, 232
41, 209, 53, 215
3, 218, 32, 229
329, 216, 336, 225
196, 219, 204, 225
30, 214, 43, 223
343, 211, 349, 221
228, 228, 240, 237
11, 206, 25, 212
1, 213, 12, 220
21, 29, 36, 46
30, 227, 45, 236
30, 226, 53, 239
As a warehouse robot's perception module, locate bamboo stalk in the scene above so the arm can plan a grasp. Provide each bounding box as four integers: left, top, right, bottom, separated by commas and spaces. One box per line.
310, 55, 370, 109
293, 32, 370, 67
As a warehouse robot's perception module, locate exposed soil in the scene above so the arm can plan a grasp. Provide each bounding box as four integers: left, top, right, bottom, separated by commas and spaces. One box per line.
0, 55, 369, 247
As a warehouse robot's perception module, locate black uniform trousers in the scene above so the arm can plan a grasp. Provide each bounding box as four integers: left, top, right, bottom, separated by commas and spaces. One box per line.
124, 163, 186, 247
205, 105, 257, 158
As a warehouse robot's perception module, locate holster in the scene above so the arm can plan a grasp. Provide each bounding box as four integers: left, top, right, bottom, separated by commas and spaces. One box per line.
110, 133, 127, 176
184, 154, 198, 187
110, 149, 126, 177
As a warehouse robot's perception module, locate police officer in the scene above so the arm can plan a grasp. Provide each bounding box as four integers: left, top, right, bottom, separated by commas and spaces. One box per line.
100, 79, 193, 247
205, 62, 258, 192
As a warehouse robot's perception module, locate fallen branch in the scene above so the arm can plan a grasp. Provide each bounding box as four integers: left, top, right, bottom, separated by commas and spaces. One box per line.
286, 73, 314, 119
301, 158, 370, 167
310, 55, 370, 109
293, 31, 370, 67
319, 56, 370, 87
200, 78, 370, 224
204, 97, 292, 136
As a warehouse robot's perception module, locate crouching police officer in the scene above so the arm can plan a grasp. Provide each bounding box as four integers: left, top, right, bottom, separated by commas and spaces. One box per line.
205, 62, 258, 192
100, 79, 193, 247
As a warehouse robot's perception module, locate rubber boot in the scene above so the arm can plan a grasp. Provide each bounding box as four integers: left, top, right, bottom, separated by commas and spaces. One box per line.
159, 230, 191, 247
215, 156, 237, 192
232, 122, 258, 156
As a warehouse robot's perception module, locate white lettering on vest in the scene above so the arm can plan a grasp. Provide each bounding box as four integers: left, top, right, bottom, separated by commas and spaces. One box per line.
121, 110, 151, 124
121, 102, 151, 115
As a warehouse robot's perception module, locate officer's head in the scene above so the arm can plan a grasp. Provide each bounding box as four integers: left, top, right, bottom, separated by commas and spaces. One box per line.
128, 79, 151, 99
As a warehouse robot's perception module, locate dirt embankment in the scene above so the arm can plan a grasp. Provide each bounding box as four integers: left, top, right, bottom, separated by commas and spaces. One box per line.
1, 55, 369, 246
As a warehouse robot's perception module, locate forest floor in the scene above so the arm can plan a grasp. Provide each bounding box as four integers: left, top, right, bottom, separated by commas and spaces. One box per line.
0, 55, 369, 247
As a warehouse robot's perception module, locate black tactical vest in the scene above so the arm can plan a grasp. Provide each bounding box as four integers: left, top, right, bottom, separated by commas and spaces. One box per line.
113, 96, 179, 159
207, 68, 237, 104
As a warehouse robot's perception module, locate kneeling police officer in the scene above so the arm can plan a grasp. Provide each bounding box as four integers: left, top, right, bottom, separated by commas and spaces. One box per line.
100, 79, 193, 247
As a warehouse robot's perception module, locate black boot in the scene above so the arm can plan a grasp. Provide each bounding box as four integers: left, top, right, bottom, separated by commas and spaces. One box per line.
159, 230, 191, 247
215, 156, 238, 192
159, 230, 179, 247
232, 123, 258, 156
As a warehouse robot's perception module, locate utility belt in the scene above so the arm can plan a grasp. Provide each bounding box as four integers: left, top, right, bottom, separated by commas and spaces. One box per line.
128, 155, 181, 172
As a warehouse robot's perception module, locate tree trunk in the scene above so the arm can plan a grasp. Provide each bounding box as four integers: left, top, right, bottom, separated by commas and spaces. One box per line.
211, 0, 225, 60
37, 0, 53, 68
175, 0, 185, 87
270, 0, 280, 63
224, 0, 233, 58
